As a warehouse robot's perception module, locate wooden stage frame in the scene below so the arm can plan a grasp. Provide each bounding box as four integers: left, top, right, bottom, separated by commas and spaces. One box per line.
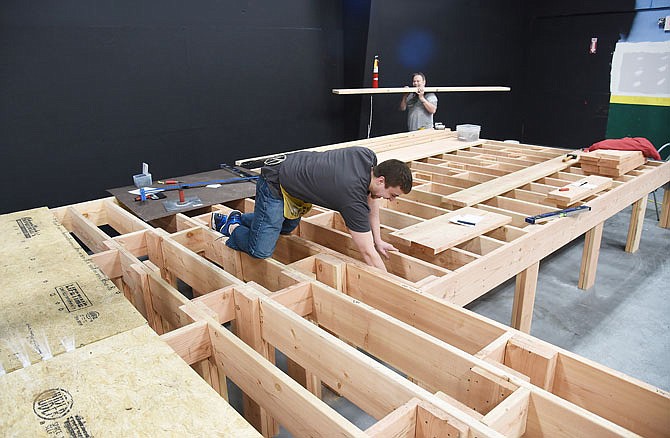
2, 129, 669, 437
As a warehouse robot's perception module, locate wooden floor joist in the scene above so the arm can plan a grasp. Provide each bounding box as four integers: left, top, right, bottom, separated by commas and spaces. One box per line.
2, 129, 669, 437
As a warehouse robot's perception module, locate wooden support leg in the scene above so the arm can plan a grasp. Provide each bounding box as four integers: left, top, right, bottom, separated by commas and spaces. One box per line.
660, 187, 670, 229
511, 262, 539, 333
578, 222, 603, 290
233, 289, 278, 437
625, 196, 648, 253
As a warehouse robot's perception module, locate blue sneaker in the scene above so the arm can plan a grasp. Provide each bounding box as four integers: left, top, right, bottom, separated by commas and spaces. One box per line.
212, 210, 242, 237
211, 212, 227, 232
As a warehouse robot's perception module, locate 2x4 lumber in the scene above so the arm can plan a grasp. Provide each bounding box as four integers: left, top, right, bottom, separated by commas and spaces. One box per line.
578, 222, 604, 290
364, 398, 417, 438
310, 283, 518, 415
299, 219, 447, 282
469, 147, 544, 164
445, 156, 572, 208
268, 281, 314, 317
484, 195, 557, 216
52, 197, 108, 227
102, 198, 153, 234
332, 86, 511, 94
189, 286, 237, 324
111, 229, 149, 258
146, 270, 191, 332
343, 262, 669, 435
62, 206, 112, 253
258, 294, 504, 436
480, 387, 530, 437
314, 253, 346, 291
232, 286, 276, 435
410, 161, 477, 188
160, 319, 211, 365
525, 391, 642, 437
386, 196, 450, 219
504, 337, 558, 391
660, 186, 670, 228
456, 235, 505, 256
376, 137, 484, 163
475, 204, 530, 229
380, 208, 423, 230
456, 149, 539, 168
416, 401, 470, 437
160, 237, 240, 295
344, 264, 505, 355
625, 196, 648, 253
170, 226, 208, 255
503, 188, 556, 207
551, 352, 670, 437
206, 319, 366, 438
90, 248, 122, 279
421, 162, 670, 302
237, 130, 453, 167
511, 261, 539, 333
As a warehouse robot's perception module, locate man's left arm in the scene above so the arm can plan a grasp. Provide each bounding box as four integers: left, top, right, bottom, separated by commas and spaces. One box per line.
368, 195, 398, 258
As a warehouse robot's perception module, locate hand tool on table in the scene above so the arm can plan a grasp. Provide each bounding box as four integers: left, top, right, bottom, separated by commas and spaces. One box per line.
562, 153, 578, 162
525, 205, 591, 224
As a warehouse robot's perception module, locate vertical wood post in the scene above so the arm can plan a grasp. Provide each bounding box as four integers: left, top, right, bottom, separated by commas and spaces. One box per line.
625, 196, 648, 253
578, 222, 604, 290
511, 262, 539, 333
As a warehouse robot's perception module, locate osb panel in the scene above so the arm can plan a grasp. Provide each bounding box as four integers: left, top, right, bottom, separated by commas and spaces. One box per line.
0, 207, 146, 373
0, 325, 260, 437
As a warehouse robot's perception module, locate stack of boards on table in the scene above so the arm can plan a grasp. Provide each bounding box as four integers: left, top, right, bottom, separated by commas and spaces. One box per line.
580, 150, 646, 177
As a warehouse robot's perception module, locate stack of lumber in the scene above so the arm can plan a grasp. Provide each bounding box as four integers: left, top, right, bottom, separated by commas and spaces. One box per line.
580, 150, 646, 177
546, 175, 613, 208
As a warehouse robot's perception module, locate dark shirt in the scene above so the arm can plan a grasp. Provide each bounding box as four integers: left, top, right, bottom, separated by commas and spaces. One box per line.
263, 147, 377, 232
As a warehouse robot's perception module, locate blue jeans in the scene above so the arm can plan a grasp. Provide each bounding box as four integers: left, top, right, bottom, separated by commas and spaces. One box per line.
226, 176, 301, 258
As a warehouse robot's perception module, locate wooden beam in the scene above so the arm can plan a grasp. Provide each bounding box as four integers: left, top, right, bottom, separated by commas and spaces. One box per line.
332, 86, 511, 94
504, 337, 557, 391
365, 398, 418, 438
511, 261, 539, 333
444, 156, 572, 208
207, 320, 366, 437
625, 196, 648, 253
660, 186, 670, 228
160, 320, 211, 365
481, 387, 530, 437
578, 222, 603, 290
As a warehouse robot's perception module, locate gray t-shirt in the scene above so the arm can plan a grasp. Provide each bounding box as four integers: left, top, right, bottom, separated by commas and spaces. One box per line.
406, 93, 438, 131
266, 147, 377, 232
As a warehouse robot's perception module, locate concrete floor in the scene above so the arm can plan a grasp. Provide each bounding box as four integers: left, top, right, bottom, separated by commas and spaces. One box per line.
232, 188, 670, 435
467, 188, 670, 393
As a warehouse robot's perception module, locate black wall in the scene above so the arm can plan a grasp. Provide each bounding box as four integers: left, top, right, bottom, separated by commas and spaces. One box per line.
360, 0, 526, 140
1, 1, 357, 213
0, 1, 639, 214
520, 1, 636, 148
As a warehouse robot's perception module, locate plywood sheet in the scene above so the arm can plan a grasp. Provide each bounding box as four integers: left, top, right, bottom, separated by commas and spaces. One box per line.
546, 176, 613, 207
0, 325, 260, 437
0, 208, 146, 373
389, 207, 512, 254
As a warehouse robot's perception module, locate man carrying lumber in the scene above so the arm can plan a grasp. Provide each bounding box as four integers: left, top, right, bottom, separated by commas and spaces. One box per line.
399, 72, 438, 131
212, 147, 412, 272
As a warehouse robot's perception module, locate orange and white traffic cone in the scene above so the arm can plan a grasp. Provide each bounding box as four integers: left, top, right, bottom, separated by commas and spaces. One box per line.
372, 55, 379, 88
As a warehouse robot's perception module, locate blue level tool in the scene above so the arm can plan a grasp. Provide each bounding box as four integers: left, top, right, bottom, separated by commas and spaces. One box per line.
138, 175, 258, 201
525, 205, 591, 224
